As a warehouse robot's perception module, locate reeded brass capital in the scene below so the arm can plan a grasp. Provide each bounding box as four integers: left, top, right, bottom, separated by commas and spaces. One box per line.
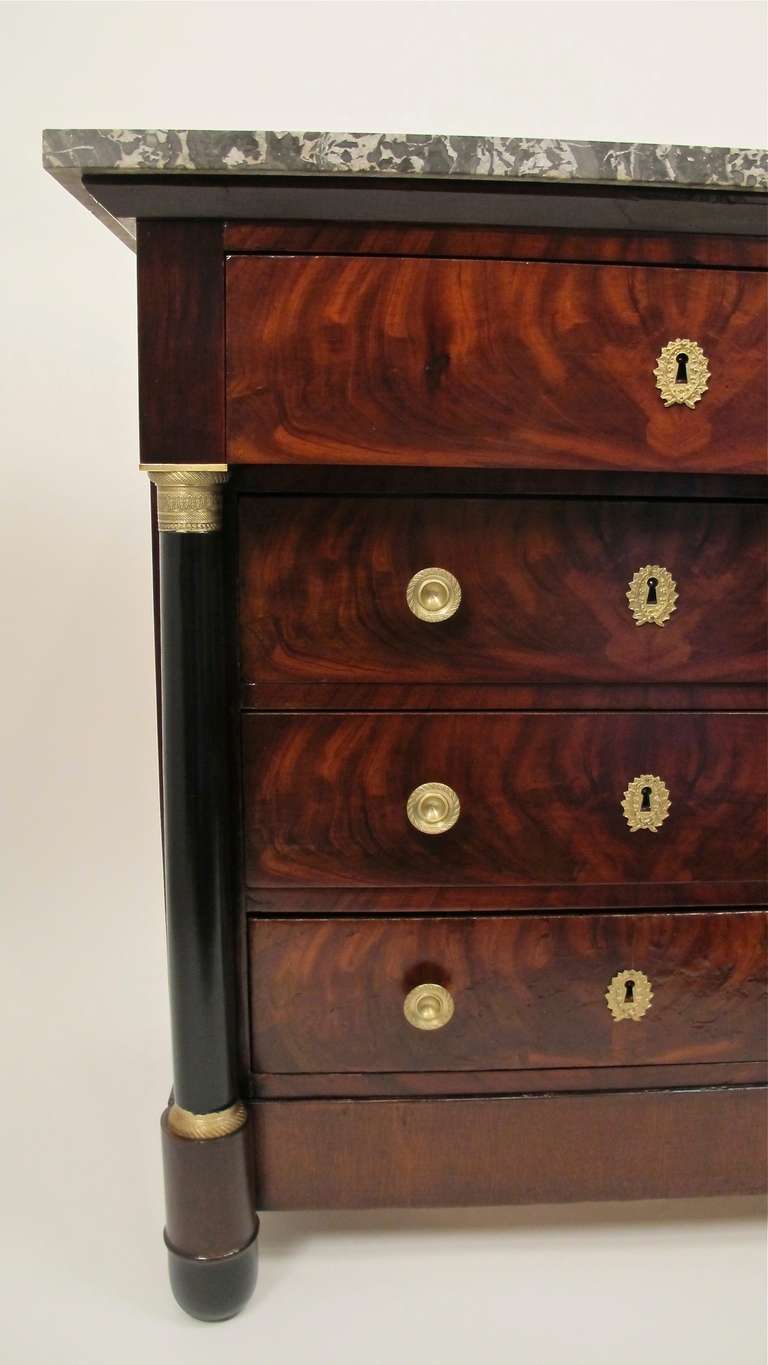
141, 464, 228, 533
168, 1100, 247, 1140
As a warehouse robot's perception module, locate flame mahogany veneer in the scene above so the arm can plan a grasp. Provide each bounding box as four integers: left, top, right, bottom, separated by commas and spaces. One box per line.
226, 254, 767, 472
247, 912, 766, 1075
242, 712, 766, 892
224, 226, 767, 1215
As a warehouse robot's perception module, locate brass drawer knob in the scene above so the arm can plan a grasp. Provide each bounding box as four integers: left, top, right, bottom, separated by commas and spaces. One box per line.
654, 338, 710, 408
626, 564, 678, 627
407, 782, 460, 834
404, 983, 455, 1030
606, 969, 653, 1022
407, 567, 461, 622
622, 774, 671, 833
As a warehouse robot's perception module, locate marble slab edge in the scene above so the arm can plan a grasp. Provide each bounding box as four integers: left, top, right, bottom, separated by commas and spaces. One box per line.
43, 128, 768, 248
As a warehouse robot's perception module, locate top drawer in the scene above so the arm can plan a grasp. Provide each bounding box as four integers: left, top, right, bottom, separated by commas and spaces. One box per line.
226, 255, 767, 474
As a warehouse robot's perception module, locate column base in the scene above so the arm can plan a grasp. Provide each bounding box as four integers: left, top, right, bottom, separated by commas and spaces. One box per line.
167, 1233, 259, 1321
161, 1103, 259, 1320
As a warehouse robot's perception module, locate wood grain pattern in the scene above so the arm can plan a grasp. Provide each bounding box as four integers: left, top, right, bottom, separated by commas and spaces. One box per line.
241, 712, 767, 889
239, 496, 767, 689
137, 220, 225, 463
247, 912, 766, 1074
225, 222, 768, 269
250, 1060, 768, 1099
242, 683, 766, 712
251, 1087, 768, 1208
247, 883, 768, 914
226, 255, 767, 472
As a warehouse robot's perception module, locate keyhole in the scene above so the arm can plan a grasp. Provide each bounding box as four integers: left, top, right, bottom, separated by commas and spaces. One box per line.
675, 352, 689, 384
640, 786, 653, 811
646, 576, 658, 605
624, 979, 635, 1003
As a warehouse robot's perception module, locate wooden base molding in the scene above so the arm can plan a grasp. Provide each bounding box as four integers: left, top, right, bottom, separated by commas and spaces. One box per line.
250, 1087, 768, 1210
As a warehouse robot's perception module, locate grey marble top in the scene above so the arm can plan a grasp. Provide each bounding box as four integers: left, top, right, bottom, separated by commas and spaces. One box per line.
43, 128, 768, 246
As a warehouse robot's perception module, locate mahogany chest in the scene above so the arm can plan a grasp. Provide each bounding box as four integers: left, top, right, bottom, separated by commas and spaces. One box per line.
44, 128, 768, 1321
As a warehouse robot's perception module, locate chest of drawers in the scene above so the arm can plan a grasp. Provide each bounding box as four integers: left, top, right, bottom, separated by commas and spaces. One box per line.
44, 128, 768, 1322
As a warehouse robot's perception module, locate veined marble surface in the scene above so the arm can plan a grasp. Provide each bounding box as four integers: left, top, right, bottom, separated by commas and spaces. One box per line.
44, 127, 767, 186
43, 128, 768, 246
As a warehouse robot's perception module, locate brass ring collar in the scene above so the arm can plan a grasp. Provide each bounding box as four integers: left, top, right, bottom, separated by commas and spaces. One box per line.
168, 1100, 247, 1140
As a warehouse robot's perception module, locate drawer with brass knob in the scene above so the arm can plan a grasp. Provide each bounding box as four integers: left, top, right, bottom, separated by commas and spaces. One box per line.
242, 710, 766, 894
247, 911, 767, 1076
238, 496, 767, 704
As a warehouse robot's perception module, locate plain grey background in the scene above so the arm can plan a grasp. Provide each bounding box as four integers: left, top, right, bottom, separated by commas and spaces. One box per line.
1, 2, 766, 1361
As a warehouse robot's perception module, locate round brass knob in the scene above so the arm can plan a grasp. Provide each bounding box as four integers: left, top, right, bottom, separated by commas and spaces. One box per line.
406, 782, 460, 835
404, 983, 455, 1031
406, 567, 461, 622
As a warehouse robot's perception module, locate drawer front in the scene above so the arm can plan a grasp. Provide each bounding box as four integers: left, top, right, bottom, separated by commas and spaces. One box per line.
239, 496, 767, 688
226, 255, 767, 473
242, 711, 767, 888
247, 911, 767, 1073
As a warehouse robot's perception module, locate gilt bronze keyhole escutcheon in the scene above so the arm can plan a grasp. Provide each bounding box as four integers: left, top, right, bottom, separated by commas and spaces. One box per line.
654, 338, 710, 408
606, 969, 653, 1021
622, 774, 671, 833
626, 564, 678, 626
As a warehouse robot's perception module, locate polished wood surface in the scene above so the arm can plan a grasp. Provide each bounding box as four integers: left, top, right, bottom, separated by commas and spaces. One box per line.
251, 1087, 768, 1208
243, 682, 765, 712
162, 1109, 259, 1320
159, 533, 239, 1114
225, 222, 768, 268
227, 255, 767, 472
247, 911, 766, 1074
137, 220, 225, 464
250, 1059, 768, 1099
247, 882, 768, 914
239, 496, 767, 690
161, 1108, 257, 1259
242, 712, 767, 889
88, 173, 768, 238
231, 463, 768, 501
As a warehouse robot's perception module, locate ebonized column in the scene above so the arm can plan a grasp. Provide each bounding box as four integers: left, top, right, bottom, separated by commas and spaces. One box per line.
145, 466, 258, 1320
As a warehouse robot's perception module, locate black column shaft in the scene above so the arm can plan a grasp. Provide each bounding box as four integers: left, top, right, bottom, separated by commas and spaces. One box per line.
159, 531, 237, 1113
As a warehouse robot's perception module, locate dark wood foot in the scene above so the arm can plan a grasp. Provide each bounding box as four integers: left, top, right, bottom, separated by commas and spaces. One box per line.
167, 1237, 258, 1321
161, 1104, 259, 1320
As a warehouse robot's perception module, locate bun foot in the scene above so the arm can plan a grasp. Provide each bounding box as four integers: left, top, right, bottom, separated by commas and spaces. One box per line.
167, 1235, 258, 1321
